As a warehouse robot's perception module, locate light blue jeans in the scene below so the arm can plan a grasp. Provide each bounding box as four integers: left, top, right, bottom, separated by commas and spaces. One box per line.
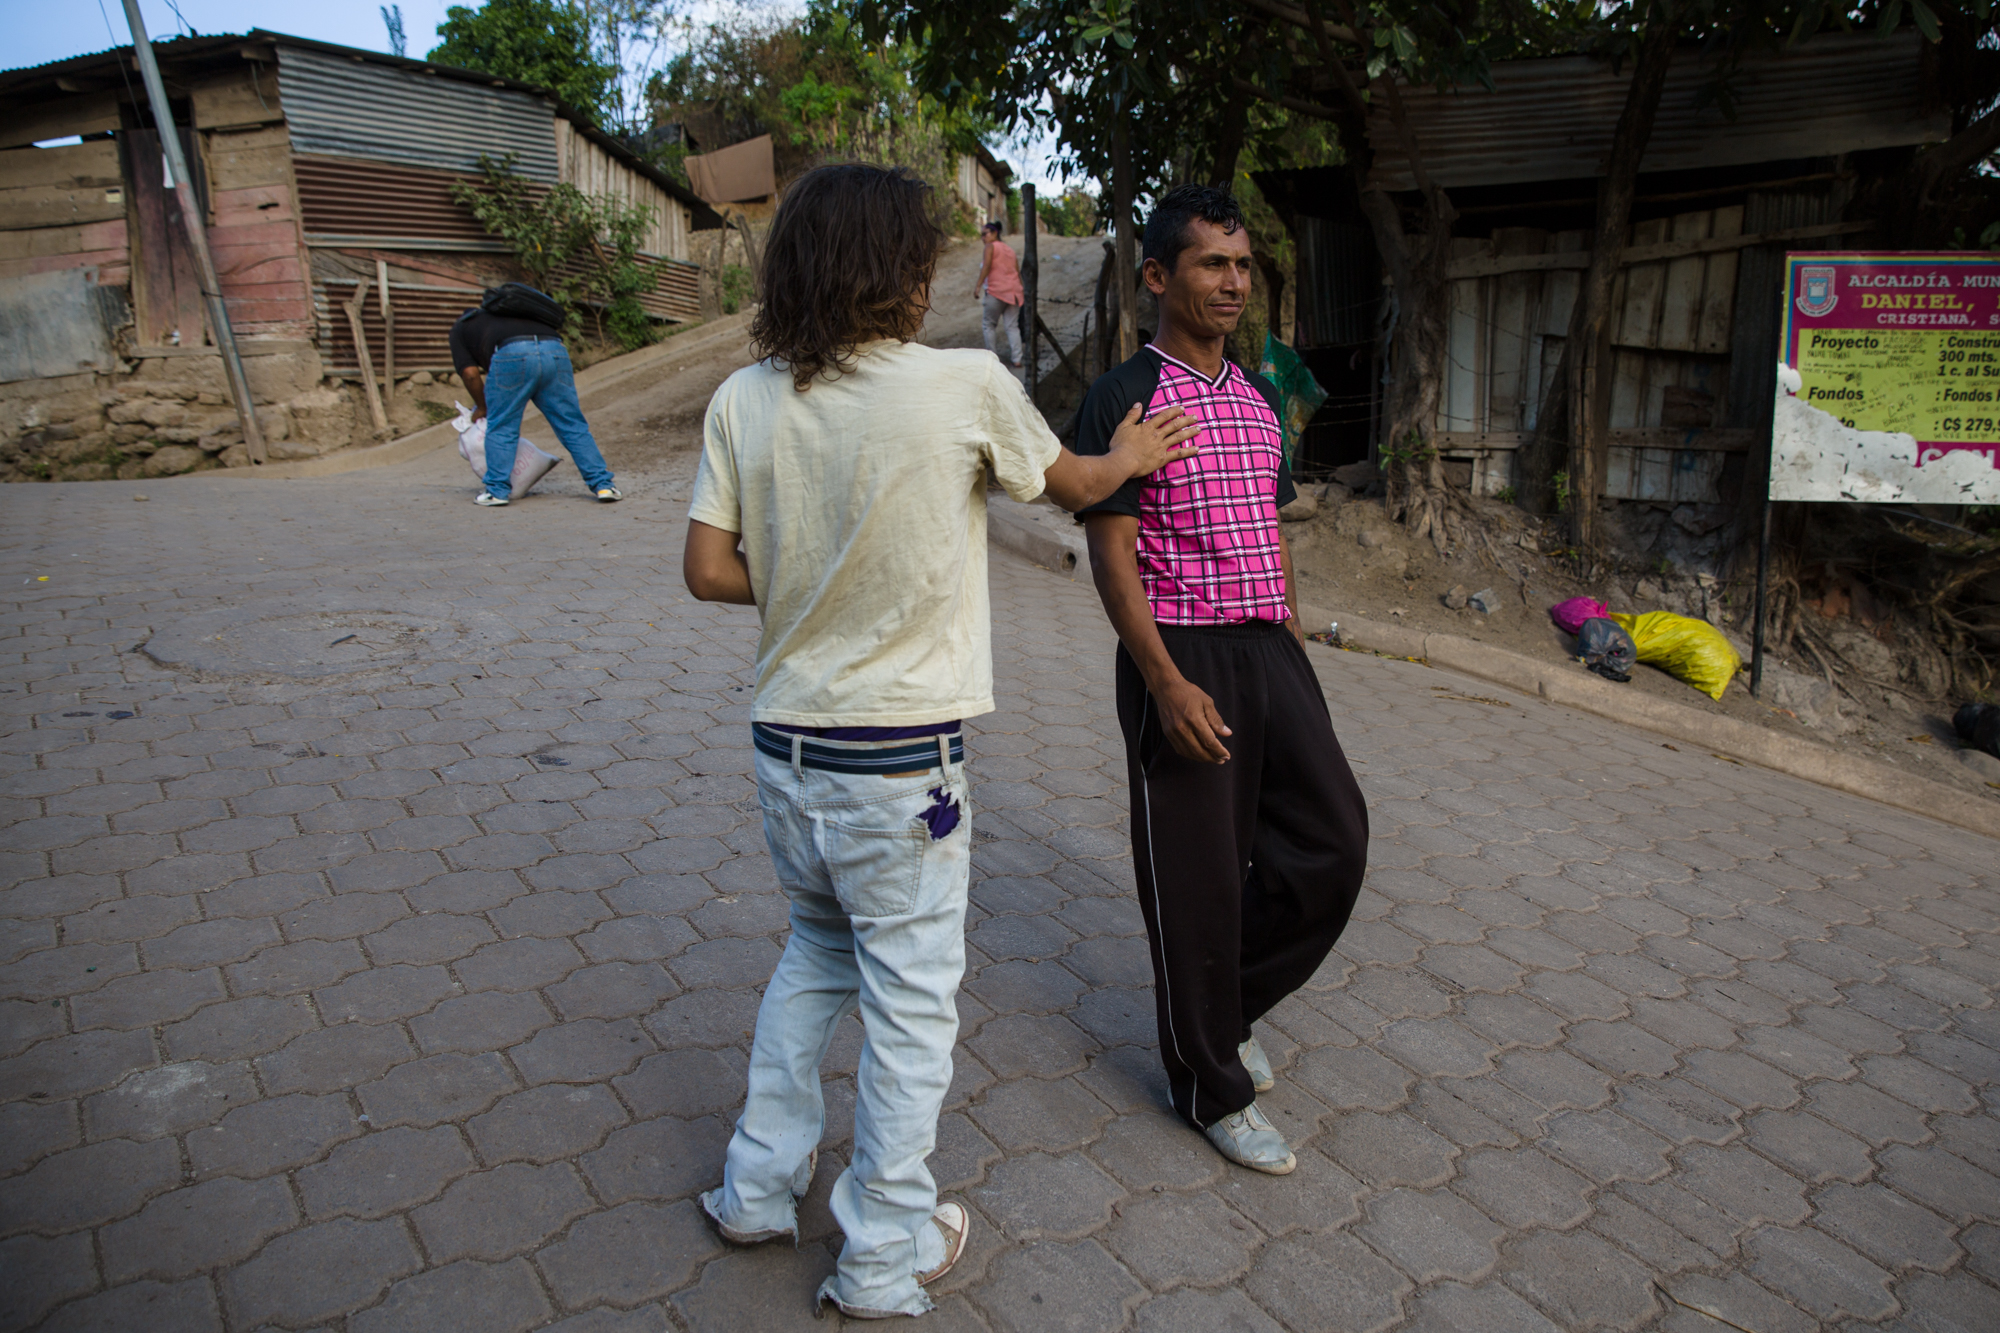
706, 736, 972, 1317
480, 339, 614, 498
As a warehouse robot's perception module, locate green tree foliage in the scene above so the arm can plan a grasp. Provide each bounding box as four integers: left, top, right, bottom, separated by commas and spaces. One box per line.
647, 3, 997, 227
429, 0, 618, 125
451, 155, 661, 351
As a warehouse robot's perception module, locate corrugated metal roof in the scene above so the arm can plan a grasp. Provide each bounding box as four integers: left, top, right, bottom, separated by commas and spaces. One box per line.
1367, 31, 1948, 192
278, 46, 559, 182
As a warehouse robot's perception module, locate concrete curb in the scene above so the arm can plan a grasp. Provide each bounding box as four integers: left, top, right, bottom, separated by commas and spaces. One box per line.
1315, 610, 2000, 840
201, 313, 756, 482
989, 494, 1086, 578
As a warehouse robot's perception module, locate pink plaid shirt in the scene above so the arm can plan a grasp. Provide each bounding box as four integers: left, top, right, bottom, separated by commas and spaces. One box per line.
1135, 347, 1292, 626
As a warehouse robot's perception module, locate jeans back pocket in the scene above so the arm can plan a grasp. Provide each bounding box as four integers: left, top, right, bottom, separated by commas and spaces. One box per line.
820, 783, 945, 919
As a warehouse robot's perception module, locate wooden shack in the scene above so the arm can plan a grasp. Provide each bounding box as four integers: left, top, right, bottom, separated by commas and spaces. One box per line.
1260, 32, 1951, 508
0, 29, 721, 478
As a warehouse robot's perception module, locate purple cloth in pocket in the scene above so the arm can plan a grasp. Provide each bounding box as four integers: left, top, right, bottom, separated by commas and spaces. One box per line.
919, 788, 961, 840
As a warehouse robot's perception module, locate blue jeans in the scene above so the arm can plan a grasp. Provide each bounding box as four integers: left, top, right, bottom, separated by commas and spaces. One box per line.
480, 340, 613, 497
705, 736, 972, 1317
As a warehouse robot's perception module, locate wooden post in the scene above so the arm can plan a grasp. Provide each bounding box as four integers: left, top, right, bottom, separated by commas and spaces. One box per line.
1022, 184, 1038, 404
1112, 119, 1138, 362
376, 259, 395, 404
343, 296, 390, 436
121, 0, 267, 464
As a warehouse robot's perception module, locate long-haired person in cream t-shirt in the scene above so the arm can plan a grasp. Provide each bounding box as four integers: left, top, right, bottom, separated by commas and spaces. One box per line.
681, 163, 1199, 1320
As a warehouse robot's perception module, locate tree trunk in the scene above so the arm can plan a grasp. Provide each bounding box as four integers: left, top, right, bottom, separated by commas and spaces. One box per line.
1113, 117, 1139, 362
1521, 19, 1679, 544
1208, 95, 1249, 188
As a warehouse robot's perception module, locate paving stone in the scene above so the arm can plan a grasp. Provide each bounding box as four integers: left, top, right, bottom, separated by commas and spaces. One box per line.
511, 1017, 652, 1084
1891, 1270, 2000, 1333
969, 1076, 1113, 1153
534, 1200, 722, 1309
222, 1216, 423, 1329
1535, 1107, 1672, 1184
1088, 1112, 1224, 1193
226, 938, 368, 995
614, 1047, 746, 1121
1133, 1286, 1283, 1333
1586, 1191, 1721, 1276
1454, 1147, 1593, 1229
971, 1151, 1126, 1241
581, 1108, 735, 1205
33, 1277, 224, 1333
1677, 1143, 1811, 1226
1877, 1142, 2000, 1222
79, 1042, 241, 1138
1326, 1111, 1459, 1189
1291, 1044, 1414, 1112
412, 1162, 596, 1262
547, 961, 680, 1021
1563, 1019, 1682, 1079
1615, 1078, 1743, 1146
965, 1013, 1097, 1080
1103, 1189, 1258, 1289
1808, 1078, 1933, 1146
1399, 1280, 1560, 1333
1356, 1187, 1506, 1283
188, 1092, 361, 1180
100, 1175, 297, 1281
0, 1233, 98, 1333
1812, 1181, 1961, 1272
1678, 1048, 1802, 1111
1743, 1223, 1897, 1321
670, 1240, 838, 1333
457, 936, 587, 991
410, 990, 553, 1054
349, 1258, 552, 1333
297, 1125, 476, 1219
315, 964, 458, 1024
973, 1239, 1145, 1333
260, 1021, 415, 1094
358, 1051, 518, 1128
469, 1083, 630, 1164
0, 1134, 181, 1233
0, 1098, 80, 1176
1242, 1228, 1410, 1333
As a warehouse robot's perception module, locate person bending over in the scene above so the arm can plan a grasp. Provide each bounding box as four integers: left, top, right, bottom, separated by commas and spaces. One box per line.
1074, 183, 1369, 1176
682, 163, 1199, 1318
450, 296, 620, 507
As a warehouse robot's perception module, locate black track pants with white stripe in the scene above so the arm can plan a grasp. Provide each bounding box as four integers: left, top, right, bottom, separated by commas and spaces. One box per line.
1114, 620, 1369, 1129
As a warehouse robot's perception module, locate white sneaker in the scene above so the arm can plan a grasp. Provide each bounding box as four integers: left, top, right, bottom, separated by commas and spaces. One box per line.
918, 1202, 970, 1285
474, 492, 510, 507
595, 486, 623, 502
1204, 1102, 1297, 1175
1239, 1034, 1275, 1093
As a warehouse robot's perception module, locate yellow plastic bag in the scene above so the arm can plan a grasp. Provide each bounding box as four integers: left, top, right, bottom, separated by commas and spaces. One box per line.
1610, 611, 1742, 701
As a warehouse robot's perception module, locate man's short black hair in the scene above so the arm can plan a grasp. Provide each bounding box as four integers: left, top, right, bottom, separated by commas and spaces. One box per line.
1142, 184, 1247, 271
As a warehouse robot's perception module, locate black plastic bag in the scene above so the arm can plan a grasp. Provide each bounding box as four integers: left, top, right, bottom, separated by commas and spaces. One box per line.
1578, 616, 1636, 683
481, 282, 565, 329
1953, 702, 2000, 758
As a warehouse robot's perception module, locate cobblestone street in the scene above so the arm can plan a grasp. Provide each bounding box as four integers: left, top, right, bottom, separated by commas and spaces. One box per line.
3, 453, 1998, 1332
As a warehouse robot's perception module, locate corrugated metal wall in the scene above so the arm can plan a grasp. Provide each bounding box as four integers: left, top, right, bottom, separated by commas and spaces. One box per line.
295, 157, 505, 248
277, 47, 560, 182
1368, 32, 1944, 193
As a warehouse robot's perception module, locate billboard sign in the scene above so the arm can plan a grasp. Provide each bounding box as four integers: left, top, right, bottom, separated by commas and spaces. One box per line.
1771, 251, 2000, 504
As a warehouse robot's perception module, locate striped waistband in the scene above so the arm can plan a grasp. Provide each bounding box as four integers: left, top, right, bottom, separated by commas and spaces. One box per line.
752, 722, 964, 775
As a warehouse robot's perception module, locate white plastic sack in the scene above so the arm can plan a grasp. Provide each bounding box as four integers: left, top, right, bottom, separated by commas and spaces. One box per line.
452, 401, 561, 497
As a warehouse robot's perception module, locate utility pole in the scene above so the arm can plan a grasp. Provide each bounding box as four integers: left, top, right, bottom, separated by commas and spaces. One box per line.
1021, 184, 1038, 406
121, 0, 267, 463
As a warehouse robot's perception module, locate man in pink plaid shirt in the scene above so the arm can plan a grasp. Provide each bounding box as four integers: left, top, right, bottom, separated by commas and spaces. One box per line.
1076, 185, 1369, 1175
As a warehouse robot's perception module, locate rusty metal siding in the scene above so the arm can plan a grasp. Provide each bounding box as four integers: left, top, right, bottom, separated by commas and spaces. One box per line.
277, 46, 559, 183
1368, 32, 1945, 192
294, 157, 505, 249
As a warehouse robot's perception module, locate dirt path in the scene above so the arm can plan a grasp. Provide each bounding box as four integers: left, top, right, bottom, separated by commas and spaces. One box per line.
590, 233, 1107, 476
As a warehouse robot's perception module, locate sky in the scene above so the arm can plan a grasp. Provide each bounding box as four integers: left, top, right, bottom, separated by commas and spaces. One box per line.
13, 0, 1073, 192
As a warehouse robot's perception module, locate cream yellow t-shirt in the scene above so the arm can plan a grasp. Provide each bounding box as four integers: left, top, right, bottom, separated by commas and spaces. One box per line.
688, 339, 1061, 726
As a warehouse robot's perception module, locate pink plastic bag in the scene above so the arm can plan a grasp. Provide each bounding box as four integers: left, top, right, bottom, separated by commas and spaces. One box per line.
1549, 597, 1609, 635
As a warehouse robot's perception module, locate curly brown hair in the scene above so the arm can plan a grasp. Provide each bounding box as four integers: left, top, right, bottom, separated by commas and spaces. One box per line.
751, 164, 946, 391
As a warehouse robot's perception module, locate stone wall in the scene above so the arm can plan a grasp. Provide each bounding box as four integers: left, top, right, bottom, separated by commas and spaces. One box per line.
0, 342, 469, 482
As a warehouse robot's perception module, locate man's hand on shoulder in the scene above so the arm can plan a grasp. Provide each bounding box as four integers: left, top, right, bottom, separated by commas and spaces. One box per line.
1107, 402, 1201, 480
1041, 404, 1201, 513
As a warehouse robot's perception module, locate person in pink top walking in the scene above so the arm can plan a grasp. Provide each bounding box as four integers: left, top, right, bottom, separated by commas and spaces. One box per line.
974, 220, 1025, 368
